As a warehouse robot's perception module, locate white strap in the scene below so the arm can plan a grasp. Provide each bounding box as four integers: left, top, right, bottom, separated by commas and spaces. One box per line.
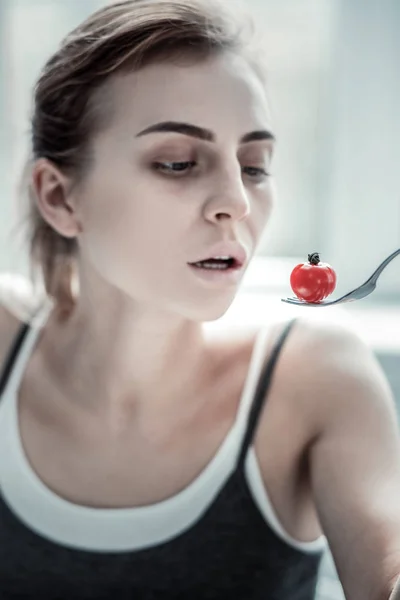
0, 303, 51, 401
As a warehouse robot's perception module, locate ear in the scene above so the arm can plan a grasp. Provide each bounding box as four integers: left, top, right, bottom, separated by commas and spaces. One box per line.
31, 159, 81, 238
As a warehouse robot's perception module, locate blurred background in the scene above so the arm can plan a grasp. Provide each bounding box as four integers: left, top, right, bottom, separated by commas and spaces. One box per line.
0, 1, 399, 598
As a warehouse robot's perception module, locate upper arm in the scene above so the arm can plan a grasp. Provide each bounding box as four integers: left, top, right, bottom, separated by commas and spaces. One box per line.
295, 318, 400, 600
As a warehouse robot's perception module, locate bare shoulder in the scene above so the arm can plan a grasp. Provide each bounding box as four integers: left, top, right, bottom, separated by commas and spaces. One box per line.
289, 315, 391, 391
283, 315, 397, 435
0, 273, 44, 369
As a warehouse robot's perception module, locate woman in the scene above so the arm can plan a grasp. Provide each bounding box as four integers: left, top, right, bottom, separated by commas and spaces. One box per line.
0, 1, 400, 598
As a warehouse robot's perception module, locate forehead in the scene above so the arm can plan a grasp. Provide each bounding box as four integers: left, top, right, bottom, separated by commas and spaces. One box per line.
107, 53, 272, 138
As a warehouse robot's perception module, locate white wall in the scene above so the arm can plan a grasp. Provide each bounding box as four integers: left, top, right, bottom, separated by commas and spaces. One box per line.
320, 0, 400, 300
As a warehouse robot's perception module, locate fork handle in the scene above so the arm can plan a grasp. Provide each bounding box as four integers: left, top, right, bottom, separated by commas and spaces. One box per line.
366, 248, 400, 284
389, 575, 400, 599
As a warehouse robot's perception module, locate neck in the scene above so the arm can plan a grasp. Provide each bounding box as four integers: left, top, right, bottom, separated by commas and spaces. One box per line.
44, 288, 211, 418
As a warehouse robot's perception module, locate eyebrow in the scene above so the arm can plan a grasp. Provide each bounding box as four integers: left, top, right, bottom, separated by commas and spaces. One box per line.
136, 121, 276, 144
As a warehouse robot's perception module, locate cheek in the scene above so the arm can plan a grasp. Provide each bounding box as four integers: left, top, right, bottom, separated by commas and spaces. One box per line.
251, 182, 275, 235
77, 174, 189, 280
264, 177, 277, 210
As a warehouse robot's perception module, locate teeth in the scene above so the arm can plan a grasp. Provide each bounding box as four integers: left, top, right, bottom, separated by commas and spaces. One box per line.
190, 256, 237, 270
193, 262, 229, 270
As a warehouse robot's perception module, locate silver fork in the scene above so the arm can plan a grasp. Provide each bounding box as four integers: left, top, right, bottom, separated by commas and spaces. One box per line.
281, 248, 400, 307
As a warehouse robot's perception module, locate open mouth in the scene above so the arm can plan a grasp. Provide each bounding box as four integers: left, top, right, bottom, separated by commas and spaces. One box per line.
188, 257, 240, 271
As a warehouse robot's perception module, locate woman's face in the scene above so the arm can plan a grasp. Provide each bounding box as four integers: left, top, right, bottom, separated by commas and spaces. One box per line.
75, 51, 275, 321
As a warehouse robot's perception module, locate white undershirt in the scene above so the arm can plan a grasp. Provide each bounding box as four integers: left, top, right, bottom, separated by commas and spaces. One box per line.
0, 306, 327, 554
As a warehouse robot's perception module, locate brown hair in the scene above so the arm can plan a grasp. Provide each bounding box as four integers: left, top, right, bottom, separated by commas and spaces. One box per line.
23, 0, 263, 317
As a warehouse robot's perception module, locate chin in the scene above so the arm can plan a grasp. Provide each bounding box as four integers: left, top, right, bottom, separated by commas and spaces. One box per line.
184, 297, 237, 323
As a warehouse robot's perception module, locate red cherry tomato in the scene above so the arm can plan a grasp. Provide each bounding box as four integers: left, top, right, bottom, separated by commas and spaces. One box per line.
290, 252, 337, 303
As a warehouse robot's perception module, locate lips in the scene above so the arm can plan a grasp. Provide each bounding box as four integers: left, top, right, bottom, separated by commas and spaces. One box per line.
189, 241, 248, 268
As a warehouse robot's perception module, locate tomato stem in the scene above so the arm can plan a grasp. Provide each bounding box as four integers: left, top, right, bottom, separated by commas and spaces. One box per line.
308, 252, 320, 265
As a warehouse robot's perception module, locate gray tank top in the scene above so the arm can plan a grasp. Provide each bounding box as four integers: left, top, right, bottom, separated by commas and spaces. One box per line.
0, 308, 326, 598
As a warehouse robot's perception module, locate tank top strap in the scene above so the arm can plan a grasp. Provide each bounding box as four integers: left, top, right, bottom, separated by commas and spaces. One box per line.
0, 304, 50, 400
235, 318, 298, 470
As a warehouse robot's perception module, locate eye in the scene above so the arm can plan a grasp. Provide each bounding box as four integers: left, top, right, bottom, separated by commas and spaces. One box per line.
242, 166, 271, 180
153, 161, 197, 175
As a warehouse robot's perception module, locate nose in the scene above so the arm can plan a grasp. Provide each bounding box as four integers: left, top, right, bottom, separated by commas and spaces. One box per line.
203, 170, 250, 224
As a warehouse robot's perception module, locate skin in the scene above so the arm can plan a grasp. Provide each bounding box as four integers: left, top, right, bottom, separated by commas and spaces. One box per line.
1, 51, 400, 600
31, 52, 275, 414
